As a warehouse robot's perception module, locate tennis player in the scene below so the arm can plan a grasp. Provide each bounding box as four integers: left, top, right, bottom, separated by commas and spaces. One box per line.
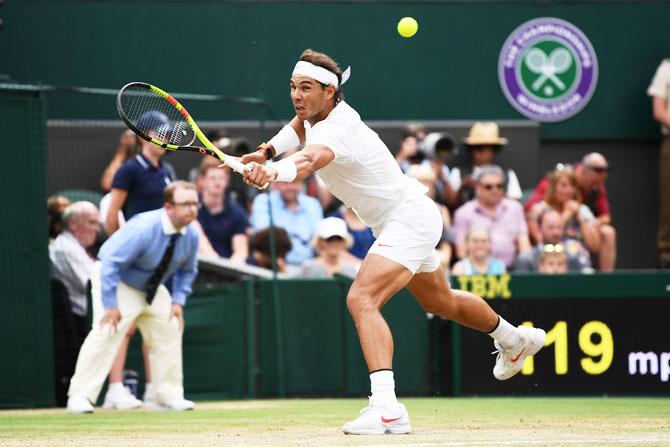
240, 49, 546, 435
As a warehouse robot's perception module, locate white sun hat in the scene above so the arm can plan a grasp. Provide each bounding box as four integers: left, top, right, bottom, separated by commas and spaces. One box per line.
311, 217, 354, 248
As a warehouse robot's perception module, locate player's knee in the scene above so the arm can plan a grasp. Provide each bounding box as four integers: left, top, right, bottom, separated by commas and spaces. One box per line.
346, 292, 375, 317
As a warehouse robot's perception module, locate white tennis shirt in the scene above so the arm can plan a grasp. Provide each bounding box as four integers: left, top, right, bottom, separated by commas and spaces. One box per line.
304, 101, 427, 230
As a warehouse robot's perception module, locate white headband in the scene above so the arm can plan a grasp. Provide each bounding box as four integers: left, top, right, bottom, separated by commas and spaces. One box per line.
292, 61, 351, 88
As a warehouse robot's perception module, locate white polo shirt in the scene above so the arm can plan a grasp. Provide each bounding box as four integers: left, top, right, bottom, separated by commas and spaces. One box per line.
305, 101, 426, 230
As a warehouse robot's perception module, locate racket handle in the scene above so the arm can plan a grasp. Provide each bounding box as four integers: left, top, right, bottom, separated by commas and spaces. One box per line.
223, 156, 269, 190
224, 156, 250, 175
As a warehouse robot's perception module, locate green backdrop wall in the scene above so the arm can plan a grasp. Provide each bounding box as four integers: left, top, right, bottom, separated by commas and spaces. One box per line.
2, 0, 669, 138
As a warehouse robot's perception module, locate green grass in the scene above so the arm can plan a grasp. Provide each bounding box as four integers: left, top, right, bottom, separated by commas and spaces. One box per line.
1, 397, 669, 446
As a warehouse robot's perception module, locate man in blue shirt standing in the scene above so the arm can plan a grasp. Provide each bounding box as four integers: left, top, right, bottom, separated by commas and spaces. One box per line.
67, 181, 199, 414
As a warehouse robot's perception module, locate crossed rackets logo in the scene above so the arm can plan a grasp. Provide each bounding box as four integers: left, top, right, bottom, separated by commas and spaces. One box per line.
524, 46, 573, 95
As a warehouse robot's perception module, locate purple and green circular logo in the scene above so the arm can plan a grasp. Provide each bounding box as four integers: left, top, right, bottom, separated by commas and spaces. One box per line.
498, 17, 598, 122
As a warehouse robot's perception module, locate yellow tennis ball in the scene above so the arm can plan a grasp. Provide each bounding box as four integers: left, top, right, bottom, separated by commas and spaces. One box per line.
397, 17, 418, 38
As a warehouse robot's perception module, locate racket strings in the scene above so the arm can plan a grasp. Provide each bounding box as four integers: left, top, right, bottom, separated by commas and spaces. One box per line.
119, 86, 196, 146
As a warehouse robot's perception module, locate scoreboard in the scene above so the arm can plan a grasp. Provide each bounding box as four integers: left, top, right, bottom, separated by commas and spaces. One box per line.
453, 287, 670, 395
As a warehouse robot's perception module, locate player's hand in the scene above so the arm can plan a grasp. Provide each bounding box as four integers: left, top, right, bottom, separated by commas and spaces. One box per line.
244, 162, 278, 188
171, 304, 184, 331
100, 308, 121, 334
241, 144, 272, 165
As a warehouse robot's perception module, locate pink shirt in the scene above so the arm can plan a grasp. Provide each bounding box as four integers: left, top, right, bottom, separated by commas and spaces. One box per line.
453, 198, 528, 267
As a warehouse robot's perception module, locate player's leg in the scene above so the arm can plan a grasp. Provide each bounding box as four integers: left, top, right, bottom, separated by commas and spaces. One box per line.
406, 263, 545, 380
342, 253, 414, 435
136, 284, 192, 411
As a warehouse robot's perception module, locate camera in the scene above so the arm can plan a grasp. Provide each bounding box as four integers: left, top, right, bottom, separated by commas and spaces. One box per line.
419, 132, 459, 163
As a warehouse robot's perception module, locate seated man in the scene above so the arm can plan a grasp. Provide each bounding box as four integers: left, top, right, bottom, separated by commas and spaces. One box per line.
66, 181, 199, 414
524, 153, 616, 271
195, 162, 249, 263
514, 209, 591, 273
250, 179, 323, 267
453, 165, 531, 270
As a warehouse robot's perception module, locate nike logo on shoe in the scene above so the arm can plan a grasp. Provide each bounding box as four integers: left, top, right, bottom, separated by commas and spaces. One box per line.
511, 348, 527, 363
381, 416, 402, 424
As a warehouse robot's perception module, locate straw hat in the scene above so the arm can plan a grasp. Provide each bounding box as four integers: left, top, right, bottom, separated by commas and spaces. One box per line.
311, 217, 354, 248
463, 122, 508, 146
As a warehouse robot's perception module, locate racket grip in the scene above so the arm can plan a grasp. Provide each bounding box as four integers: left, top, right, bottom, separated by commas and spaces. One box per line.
224, 156, 250, 175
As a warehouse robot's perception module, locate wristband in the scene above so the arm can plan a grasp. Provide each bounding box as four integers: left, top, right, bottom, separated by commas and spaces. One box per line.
268, 125, 300, 156
273, 159, 298, 183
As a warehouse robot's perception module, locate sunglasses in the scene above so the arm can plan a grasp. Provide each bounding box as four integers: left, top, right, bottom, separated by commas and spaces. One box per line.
543, 244, 564, 254
324, 235, 344, 242
586, 164, 610, 174
481, 183, 505, 191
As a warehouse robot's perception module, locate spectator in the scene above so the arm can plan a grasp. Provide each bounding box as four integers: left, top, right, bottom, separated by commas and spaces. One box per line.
525, 153, 616, 271
66, 181, 199, 414
194, 163, 249, 264
330, 205, 376, 261
48, 195, 72, 242
647, 59, 670, 268
249, 227, 292, 274
446, 122, 522, 208
394, 122, 427, 169
407, 164, 453, 270
452, 226, 506, 275
537, 244, 569, 274
300, 217, 359, 278
100, 129, 142, 192
250, 180, 323, 266
50, 201, 100, 324
514, 209, 591, 273
105, 112, 176, 236
527, 164, 601, 259
453, 165, 530, 269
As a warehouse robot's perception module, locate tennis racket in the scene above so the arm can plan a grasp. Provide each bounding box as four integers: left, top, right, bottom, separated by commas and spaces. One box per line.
116, 82, 250, 175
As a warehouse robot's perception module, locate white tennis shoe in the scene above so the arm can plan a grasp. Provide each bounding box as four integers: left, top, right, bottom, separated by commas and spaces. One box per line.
66, 395, 94, 414
493, 325, 546, 380
102, 385, 143, 410
342, 399, 411, 435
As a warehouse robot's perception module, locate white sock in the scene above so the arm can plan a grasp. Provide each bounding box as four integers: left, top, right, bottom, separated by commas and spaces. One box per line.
488, 316, 522, 349
370, 370, 397, 407
108, 382, 125, 393
144, 383, 154, 394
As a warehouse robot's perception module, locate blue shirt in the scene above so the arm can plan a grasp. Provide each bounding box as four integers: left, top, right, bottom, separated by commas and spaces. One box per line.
112, 154, 174, 218
250, 191, 323, 265
198, 200, 249, 258
98, 209, 199, 308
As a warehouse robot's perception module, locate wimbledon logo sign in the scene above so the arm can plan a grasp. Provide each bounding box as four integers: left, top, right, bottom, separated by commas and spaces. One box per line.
498, 17, 598, 122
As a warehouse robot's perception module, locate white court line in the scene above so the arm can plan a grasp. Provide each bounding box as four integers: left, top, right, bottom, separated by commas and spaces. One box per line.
365, 438, 670, 447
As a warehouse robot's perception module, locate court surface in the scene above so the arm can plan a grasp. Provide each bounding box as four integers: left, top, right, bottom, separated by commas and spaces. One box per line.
1, 397, 669, 446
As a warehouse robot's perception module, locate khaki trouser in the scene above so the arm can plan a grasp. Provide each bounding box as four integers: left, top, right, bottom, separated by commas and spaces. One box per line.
659, 138, 670, 261
68, 262, 184, 405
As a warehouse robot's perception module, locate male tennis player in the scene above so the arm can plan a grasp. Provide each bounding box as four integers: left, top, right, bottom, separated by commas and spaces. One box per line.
240, 49, 546, 435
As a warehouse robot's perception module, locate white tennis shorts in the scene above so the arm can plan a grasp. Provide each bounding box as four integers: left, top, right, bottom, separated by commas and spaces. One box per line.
367, 193, 443, 274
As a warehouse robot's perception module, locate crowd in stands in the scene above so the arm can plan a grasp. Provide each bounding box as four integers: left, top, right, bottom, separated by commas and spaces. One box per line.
49, 121, 618, 284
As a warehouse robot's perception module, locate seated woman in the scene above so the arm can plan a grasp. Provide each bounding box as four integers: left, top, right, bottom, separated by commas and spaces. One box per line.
527, 164, 601, 255
300, 217, 359, 279
452, 226, 506, 275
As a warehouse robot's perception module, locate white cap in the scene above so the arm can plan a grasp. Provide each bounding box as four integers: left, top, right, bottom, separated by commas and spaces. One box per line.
311, 217, 353, 248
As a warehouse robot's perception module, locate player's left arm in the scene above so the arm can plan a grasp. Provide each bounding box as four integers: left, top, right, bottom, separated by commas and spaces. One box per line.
244, 144, 335, 187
